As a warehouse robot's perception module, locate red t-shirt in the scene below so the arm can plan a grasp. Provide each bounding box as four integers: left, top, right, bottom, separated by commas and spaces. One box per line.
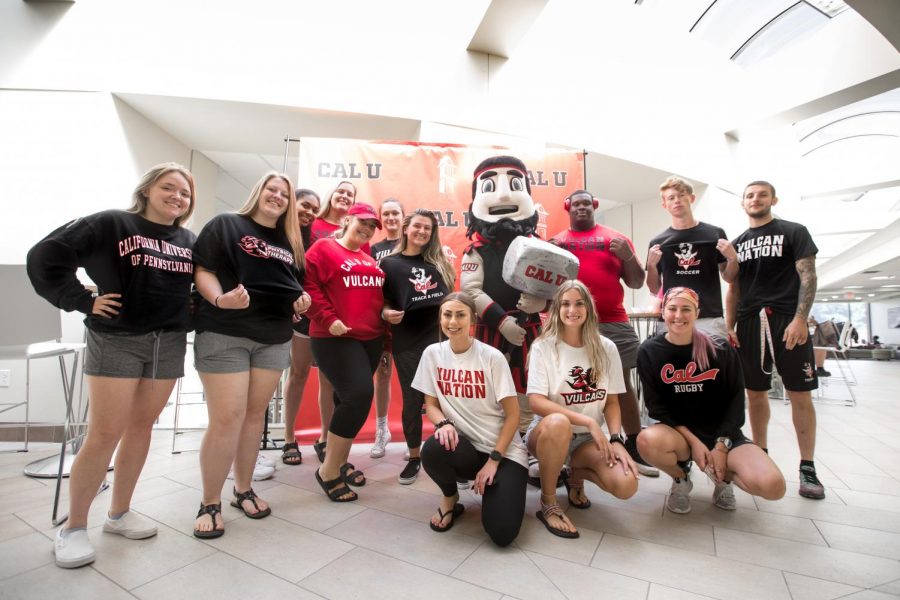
304, 238, 385, 340
551, 225, 634, 323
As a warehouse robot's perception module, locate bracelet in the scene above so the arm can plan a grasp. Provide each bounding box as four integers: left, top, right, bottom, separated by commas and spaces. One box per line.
214, 295, 221, 308
435, 418, 454, 431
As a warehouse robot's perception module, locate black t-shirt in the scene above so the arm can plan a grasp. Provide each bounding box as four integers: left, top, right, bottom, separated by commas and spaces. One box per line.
637, 334, 745, 443
26, 210, 196, 334
648, 222, 727, 318
193, 213, 303, 344
381, 253, 450, 353
371, 238, 400, 263
732, 219, 817, 320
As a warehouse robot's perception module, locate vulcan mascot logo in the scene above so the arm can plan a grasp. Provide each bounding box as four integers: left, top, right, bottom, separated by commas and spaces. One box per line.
560, 366, 607, 405
803, 362, 815, 381
409, 267, 438, 295
675, 243, 700, 268
238, 235, 269, 259
661, 362, 720, 393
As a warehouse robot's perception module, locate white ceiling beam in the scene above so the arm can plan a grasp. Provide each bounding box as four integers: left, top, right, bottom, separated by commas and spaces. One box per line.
467, 0, 548, 59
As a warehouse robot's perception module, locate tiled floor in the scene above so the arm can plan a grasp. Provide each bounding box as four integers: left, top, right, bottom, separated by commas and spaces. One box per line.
1, 360, 898, 599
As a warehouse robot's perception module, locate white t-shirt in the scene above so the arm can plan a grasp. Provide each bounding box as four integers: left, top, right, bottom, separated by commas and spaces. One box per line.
413, 339, 528, 468
526, 336, 626, 434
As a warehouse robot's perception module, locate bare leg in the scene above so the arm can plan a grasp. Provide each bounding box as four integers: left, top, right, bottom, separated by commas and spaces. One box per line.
108, 378, 177, 515
526, 414, 576, 535
65, 376, 140, 529
283, 336, 312, 444
635, 424, 690, 480
746, 389, 770, 449
726, 444, 785, 500
197, 371, 250, 507
571, 443, 638, 500
374, 352, 391, 419
317, 371, 334, 443
618, 375, 641, 435
231, 368, 283, 513
786, 389, 816, 461
318, 433, 355, 500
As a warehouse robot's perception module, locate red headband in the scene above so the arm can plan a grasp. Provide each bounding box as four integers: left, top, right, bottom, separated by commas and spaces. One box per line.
663, 287, 699, 308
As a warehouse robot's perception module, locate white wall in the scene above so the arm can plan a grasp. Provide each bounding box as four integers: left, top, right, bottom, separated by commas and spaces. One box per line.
871, 300, 900, 346
0, 90, 216, 423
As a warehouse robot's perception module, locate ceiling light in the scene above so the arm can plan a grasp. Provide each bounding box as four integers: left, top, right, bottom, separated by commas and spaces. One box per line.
881, 285, 900, 288
831, 295, 838, 299
870, 275, 895, 280
804, 0, 850, 17
843, 286, 863, 289
868, 294, 875, 297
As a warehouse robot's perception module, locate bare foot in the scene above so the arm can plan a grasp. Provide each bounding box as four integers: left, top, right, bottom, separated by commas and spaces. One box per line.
431, 494, 460, 530
194, 503, 224, 535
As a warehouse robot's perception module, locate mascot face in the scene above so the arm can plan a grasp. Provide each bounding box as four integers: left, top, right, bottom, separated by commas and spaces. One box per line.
472, 164, 535, 223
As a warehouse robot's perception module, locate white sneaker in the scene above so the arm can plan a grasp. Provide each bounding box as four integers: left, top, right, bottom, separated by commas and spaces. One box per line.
666, 476, 693, 514
713, 481, 737, 510
227, 461, 275, 481
103, 511, 158, 539
456, 478, 471, 490
370, 425, 391, 458
257, 453, 276, 468
54, 528, 95, 569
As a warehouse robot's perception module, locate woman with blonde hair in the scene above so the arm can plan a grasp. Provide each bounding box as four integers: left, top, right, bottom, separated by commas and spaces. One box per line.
191, 171, 310, 537
28, 163, 197, 567
526, 279, 639, 538
381, 208, 454, 483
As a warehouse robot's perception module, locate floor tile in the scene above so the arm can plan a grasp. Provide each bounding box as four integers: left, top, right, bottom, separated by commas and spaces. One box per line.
0, 562, 135, 600
590, 534, 791, 600
246, 481, 365, 532
675, 500, 827, 546
832, 488, 900, 513
326, 507, 482, 574
451, 543, 567, 600
0, 531, 55, 580
527, 551, 649, 599
131, 552, 321, 599
0, 513, 35, 543
299, 547, 501, 600
513, 508, 602, 566
873, 578, 900, 596
90, 521, 217, 590
756, 496, 900, 533
839, 592, 900, 600
714, 527, 900, 587
647, 584, 720, 599
815, 519, 900, 560
781, 572, 861, 600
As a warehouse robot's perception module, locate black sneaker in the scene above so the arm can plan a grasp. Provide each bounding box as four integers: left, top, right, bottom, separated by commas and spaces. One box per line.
799, 465, 825, 499
815, 366, 831, 377
625, 435, 660, 477
398, 458, 421, 485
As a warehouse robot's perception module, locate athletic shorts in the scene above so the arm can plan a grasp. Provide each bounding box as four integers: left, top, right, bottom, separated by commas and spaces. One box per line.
194, 331, 291, 374
736, 310, 817, 392
599, 321, 639, 370
524, 417, 596, 463
84, 329, 186, 380
697, 432, 754, 451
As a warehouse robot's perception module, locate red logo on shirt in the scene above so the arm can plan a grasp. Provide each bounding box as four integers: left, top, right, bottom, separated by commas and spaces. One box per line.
675, 243, 700, 268
660, 362, 719, 383
560, 366, 606, 405
409, 267, 438, 294
238, 235, 269, 259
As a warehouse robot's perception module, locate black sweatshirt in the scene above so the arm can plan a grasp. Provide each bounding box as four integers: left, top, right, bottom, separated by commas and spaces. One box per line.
193, 213, 303, 344
380, 253, 450, 353
26, 210, 196, 334
637, 334, 746, 443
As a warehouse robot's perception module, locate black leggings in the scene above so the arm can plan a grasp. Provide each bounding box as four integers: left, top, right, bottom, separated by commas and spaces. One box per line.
421, 434, 527, 547
393, 342, 429, 449
311, 336, 383, 439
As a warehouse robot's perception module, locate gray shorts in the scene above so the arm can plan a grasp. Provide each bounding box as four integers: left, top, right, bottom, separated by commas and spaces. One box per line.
599, 321, 639, 369
524, 416, 595, 462
84, 329, 186, 379
194, 331, 291, 374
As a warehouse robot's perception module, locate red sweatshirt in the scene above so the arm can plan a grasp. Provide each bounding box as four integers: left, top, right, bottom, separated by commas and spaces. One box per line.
304, 238, 385, 340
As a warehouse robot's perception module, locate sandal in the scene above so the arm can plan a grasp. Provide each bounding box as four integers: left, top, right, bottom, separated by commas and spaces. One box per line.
230, 488, 271, 519
315, 468, 358, 502
430, 501, 465, 533
193, 503, 224, 539
563, 472, 591, 509
536, 501, 579, 539
341, 462, 366, 487
281, 442, 302, 465
313, 439, 327, 463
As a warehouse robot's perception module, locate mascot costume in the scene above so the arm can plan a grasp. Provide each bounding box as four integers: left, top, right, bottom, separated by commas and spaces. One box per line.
461, 155, 545, 431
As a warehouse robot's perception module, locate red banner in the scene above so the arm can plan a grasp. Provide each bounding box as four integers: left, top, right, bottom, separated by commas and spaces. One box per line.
292, 139, 584, 444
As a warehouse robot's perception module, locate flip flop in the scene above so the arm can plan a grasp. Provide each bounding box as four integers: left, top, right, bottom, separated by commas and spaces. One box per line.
313, 439, 326, 463
281, 441, 302, 465
193, 503, 224, 539
430, 502, 465, 532
341, 462, 366, 487
536, 503, 579, 539
563, 473, 591, 509
230, 488, 271, 519
315, 468, 358, 502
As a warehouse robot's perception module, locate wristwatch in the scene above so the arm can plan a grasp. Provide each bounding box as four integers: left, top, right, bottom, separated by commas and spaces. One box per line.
609, 433, 626, 446
489, 449, 503, 462
715, 436, 732, 450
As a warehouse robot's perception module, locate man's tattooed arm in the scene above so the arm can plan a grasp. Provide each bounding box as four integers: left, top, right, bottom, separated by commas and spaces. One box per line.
795, 256, 817, 320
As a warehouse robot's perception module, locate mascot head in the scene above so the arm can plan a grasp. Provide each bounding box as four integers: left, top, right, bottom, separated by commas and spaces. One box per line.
467, 155, 538, 242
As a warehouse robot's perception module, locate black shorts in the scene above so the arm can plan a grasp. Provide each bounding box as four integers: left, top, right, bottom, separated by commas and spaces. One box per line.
736, 310, 818, 392
697, 432, 754, 451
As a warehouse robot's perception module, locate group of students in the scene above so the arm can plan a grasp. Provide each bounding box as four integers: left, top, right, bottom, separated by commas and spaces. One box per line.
26, 162, 812, 568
